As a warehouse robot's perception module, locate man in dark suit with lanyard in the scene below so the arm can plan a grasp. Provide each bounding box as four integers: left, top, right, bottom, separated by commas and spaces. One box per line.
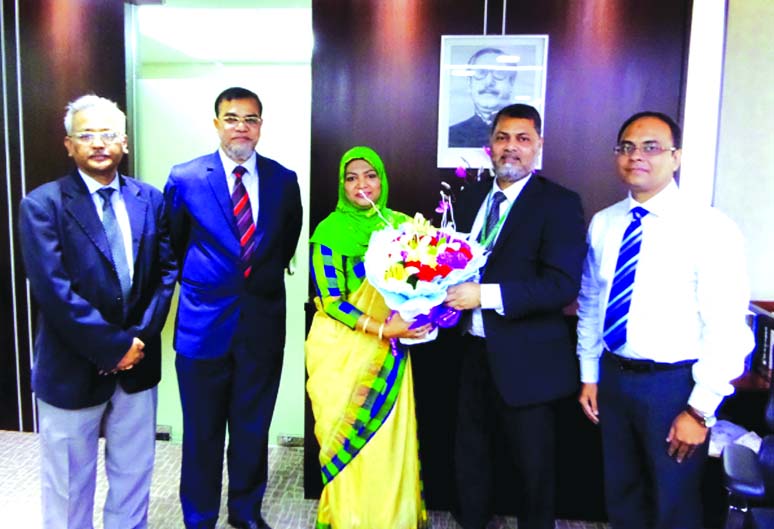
19, 94, 176, 529
445, 103, 587, 529
164, 87, 302, 529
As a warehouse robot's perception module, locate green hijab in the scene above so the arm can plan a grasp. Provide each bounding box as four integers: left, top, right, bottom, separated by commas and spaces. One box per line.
310, 146, 408, 257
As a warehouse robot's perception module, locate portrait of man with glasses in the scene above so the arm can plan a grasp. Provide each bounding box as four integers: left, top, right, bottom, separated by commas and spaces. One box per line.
448, 47, 518, 148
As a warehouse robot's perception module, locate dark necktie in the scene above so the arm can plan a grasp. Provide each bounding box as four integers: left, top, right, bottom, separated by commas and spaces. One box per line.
479, 191, 506, 249
231, 166, 256, 278
603, 206, 649, 352
97, 187, 132, 303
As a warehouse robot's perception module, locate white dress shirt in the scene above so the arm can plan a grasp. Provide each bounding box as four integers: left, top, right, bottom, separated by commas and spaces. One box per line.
220, 149, 259, 224
79, 170, 134, 280
467, 174, 532, 337
576, 179, 754, 414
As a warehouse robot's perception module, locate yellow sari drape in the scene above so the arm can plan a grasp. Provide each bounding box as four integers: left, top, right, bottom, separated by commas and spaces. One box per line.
305, 280, 427, 529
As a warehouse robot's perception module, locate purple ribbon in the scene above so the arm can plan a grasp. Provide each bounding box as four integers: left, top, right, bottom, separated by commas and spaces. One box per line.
408, 304, 461, 330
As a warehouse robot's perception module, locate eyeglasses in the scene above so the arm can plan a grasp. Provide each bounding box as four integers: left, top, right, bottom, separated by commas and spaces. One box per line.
220, 115, 263, 128
70, 131, 124, 145
472, 69, 514, 81
614, 141, 676, 157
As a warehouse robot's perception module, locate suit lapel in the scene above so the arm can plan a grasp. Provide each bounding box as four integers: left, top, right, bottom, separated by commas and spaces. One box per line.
488, 175, 541, 260
252, 155, 274, 253
205, 152, 240, 239
119, 175, 147, 267
61, 171, 113, 265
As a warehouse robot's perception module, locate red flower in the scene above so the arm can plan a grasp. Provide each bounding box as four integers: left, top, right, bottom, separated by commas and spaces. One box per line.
436, 264, 452, 278
459, 245, 472, 260
416, 264, 439, 282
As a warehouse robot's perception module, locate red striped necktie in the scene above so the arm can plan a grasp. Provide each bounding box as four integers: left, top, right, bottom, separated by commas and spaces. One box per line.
231, 165, 256, 278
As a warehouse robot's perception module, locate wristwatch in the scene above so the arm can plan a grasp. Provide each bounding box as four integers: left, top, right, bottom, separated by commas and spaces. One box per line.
686, 406, 717, 428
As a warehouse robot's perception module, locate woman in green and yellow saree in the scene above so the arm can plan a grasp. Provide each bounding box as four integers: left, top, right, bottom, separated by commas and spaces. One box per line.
305, 146, 430, 529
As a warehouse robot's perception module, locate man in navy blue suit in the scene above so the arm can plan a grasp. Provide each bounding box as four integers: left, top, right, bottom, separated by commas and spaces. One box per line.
445, 104, 587, 529
164, 87, 302, 529
19, 94, 177, 529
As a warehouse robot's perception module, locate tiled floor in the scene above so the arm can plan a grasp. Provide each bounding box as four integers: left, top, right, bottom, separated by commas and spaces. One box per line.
0, 430, 607, 528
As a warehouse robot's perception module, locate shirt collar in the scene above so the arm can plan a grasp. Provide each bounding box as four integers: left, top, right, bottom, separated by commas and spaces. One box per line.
492, 172, 532, 203
219, 149, 257, 178
626, 178, 679, 218
78, 169, 119, 196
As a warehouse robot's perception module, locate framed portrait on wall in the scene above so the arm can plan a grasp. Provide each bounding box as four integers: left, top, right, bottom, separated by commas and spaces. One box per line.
437, 34, 549, 169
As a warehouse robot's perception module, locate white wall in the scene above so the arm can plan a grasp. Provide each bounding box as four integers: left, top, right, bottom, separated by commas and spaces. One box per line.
714, 0, 774, 300
680, 0, 726, 205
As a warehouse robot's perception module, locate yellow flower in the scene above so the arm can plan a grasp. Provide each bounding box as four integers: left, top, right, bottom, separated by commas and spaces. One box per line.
384, 262, 409, 281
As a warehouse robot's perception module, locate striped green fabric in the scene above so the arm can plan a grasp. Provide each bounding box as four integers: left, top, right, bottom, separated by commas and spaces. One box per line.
310, 243, 366, 329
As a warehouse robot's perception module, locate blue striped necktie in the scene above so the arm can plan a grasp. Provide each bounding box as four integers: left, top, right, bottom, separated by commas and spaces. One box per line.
603, 206, 649, 352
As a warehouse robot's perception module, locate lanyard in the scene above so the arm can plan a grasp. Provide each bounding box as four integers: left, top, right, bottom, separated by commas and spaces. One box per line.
478, 191, 513, 249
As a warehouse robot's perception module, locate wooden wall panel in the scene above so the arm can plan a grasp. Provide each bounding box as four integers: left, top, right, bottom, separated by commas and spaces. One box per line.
0, 2, 12, 429
310, 0, 690, 231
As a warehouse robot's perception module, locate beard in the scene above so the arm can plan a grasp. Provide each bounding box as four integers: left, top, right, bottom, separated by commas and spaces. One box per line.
224, 142, 256, 163
494, 161, 531, 183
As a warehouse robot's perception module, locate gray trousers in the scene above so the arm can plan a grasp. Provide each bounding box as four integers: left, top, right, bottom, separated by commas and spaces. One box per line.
38, 384, 157, 529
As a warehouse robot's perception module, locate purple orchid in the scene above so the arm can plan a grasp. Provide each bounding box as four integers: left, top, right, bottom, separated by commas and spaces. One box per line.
435, 199, 450, 214
436, 250, 469, 269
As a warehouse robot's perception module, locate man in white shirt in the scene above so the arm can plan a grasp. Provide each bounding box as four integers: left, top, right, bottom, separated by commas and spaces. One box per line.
576, 111, 754, 529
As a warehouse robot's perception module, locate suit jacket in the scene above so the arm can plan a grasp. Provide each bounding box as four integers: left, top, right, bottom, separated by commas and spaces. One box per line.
449, 114, 492, 149
164, 151, 302, 359
18, 170, 177, 410
456, 175, 587, 407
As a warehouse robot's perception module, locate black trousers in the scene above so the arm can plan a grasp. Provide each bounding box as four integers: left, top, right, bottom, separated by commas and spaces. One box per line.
455, 335, 556, 529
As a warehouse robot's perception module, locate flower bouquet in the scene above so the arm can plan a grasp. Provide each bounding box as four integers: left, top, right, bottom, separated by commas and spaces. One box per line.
364, 212, 487, 344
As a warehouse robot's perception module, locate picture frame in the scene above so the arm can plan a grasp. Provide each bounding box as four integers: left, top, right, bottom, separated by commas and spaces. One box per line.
437, 34, 549, 169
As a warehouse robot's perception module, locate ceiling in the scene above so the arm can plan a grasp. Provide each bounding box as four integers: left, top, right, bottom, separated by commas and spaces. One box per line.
134, 0, 312, 64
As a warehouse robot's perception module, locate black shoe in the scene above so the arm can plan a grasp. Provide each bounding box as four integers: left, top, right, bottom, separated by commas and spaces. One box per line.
227, 516, 271, 529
